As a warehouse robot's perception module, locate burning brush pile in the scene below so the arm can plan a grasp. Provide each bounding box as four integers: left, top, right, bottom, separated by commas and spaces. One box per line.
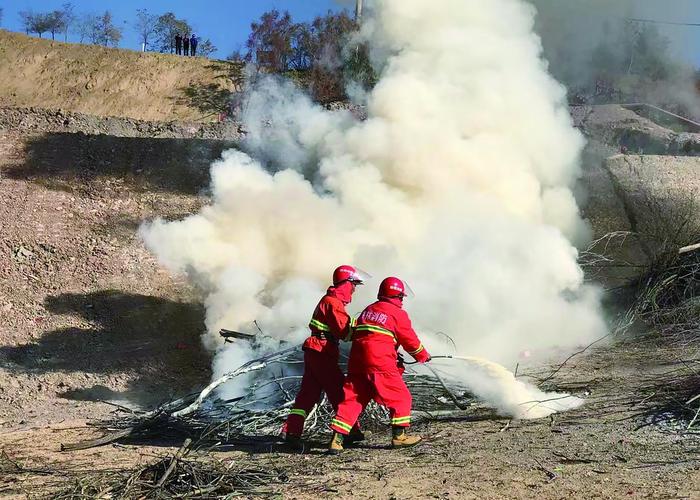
53, 340, 479, 497
64, 337, 475, 452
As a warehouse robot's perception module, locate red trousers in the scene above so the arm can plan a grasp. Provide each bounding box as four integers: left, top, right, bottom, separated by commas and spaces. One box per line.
283, 349, 347, 437
331, 372, 412, 435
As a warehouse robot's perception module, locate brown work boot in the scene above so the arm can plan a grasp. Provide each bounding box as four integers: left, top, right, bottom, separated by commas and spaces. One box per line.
327, 432, 345, 455
391, 426, 422, 448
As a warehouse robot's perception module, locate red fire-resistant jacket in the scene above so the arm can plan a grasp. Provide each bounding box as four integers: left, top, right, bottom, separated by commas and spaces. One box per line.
348, 298, 430, 375
302, 282, 354, 358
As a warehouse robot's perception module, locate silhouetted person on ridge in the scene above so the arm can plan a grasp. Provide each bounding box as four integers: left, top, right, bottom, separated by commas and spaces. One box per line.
190, 34, 198, 56
175, 33, 183, 55
183, 33, 190, 56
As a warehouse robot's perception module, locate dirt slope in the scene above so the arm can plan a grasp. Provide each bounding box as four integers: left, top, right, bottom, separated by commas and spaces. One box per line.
0, 122, 228, 430
0, 30, 238, 122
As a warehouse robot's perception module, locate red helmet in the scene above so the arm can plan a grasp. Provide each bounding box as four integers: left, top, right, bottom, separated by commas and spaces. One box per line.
332, 265, 370, 286
378, 277, 413, 300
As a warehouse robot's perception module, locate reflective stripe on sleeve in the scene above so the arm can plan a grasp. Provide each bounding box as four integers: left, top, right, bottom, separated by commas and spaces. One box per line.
288, 408, 307, 418
309, 318, 330, 332
408, 344, 424, 355
345, 316, 358, 341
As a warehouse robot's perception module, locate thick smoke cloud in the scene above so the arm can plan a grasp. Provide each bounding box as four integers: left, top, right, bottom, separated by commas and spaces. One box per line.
530, 0, 699, 116
141, 0, 608, 418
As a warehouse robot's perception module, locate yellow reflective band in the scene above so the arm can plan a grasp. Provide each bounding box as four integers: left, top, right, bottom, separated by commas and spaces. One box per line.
309, 319, 330, 332
289, 409, 307, 418
331, 419, 353, 432
355, 324, 396, 341
408, 344, 424, 355
344, 316, 357, 341
391, 416, 411, 424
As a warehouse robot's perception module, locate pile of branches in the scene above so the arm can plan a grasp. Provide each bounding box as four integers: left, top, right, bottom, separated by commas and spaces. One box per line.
54, 446, 287, 499
4, 431, 288, 499
632, 247, 700, 339
581, 227, 700, 431
64, 344, 474, 452
631, 246, 700, 431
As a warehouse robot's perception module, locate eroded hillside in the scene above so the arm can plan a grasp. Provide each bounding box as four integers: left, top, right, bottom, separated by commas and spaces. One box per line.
0, 30, 238, 122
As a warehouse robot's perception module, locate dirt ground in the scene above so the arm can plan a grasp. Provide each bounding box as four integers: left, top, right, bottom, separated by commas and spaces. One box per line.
0, 124, 215, 432
0, 30, 238, 122
2, 337, 699, 499
1, 105, 699, 497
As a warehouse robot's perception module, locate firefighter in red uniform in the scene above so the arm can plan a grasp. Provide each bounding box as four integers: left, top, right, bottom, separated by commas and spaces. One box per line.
328, 277, 431, 453
282, 265, 368, 448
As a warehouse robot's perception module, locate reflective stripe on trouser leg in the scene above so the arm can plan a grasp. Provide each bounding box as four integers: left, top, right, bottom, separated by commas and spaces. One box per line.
330, 418, 353, 434
391, 415, 411, 427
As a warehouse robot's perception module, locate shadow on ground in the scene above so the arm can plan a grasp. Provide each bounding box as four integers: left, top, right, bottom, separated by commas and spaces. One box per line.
4, 132, 238, 195
176, 82, 233, 117
0, 290, 211, 407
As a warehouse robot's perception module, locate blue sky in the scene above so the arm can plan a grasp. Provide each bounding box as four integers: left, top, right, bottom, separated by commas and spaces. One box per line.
0, 0, 345, 58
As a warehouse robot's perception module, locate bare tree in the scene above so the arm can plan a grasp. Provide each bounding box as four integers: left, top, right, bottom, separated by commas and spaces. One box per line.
17, 10, 65, 39
134, 8, 159, 52
227, 47, 246, 62
198, 39, 218, 58
47, 10, 67, 40
96, 11, 122, 47
245, 10, 296, 71
29, 13, 53, 38
61, 3, 76, 41
19, 10, 35, 35
77, 13, 98, 43
77, 11, 121, 47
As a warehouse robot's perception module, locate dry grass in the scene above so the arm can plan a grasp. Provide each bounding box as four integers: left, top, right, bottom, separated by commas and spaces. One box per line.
584, 182, 700, 431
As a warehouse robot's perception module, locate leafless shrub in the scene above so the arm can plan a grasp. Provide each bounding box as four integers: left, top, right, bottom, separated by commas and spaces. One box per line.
587, 182, 700, 429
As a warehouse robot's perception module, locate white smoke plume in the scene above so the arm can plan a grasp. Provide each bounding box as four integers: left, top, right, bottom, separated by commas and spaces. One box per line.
140, 0, 608, 419
530, 0, 700, 117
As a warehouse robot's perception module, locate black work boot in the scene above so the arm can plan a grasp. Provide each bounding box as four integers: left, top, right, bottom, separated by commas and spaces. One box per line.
327, 432, 345, 455
391, 426, 422, 448
284, 434, 306, 452
345, 427, 369, 446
